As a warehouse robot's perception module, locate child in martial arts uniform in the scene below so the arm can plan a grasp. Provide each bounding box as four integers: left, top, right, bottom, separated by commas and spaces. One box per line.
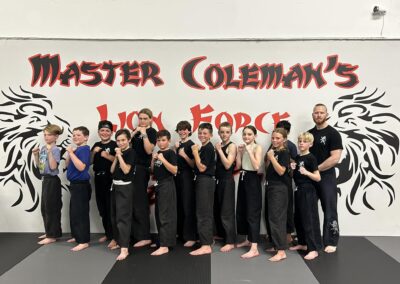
214, 122, 237, 252
265, 128, 290, 261
109, 129, 135, 261
91, 120, 116, 243
289, 132, 322, 260
236, 126, 263, 259
32, 124, 63, 245
174, 121, 196, 247
130, 108, 157, 247
66, 126, 91, 252
151, 130, 178, 256
275, 120, 297, 244
190, 122, 216, 256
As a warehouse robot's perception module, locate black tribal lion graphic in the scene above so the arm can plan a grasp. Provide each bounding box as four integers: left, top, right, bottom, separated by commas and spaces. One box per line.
332, 87, 400, 215
0, 87, 71, 212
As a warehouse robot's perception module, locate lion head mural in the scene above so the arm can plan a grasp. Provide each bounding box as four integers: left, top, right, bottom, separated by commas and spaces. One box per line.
332, 87, 400, 215
0, 87, 71, 212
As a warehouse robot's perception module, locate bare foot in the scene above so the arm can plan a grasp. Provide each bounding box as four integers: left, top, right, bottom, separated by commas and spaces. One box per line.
110, 245, 120, 250
287, 234, 294, 244
236, 240, 251, 248
71, 243, 89, 252
269, 250, 287, 262
107, 239, 117, 248
266, 247, 276, 252
304, 251, 319, 260
151, 246, 169, 256
133, 240, 152, 247
190, 245, 212, 256
67, 238, 76, 243
241, 249, 259, 259
289, 245, 307, 251
38, 234, 46, 239
38, 238, 56, 245
150, 243, 157, 248
116, 248, 129, 261
324, 246, 337, 253
98, 236, 107, 243
220, 244, 235, 252
184, 240, 196, 247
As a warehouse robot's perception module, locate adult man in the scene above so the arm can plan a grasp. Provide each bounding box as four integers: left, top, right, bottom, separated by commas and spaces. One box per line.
309, 104, 343, 253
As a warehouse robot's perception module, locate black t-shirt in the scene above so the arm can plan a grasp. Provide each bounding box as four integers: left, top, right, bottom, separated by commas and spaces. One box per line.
131, 127, 157, 167
265, 149, 290, 183
309, 125, 343, 175
194, 142, 216, 176
112, 148, 136, 181
216, 142, 235, 178
153, 149, 177, 181
91, 140, 117, 173
176, 140, 194, 171
293, 153, 319, 186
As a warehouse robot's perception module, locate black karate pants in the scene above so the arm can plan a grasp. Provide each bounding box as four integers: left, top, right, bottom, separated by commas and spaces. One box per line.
214, 176, 236, 244
69, 181, 91, 244
286, 179, 295, 234
316, 172, 340, 246
94, 173, 113, 240
41, 176, 62, 238
266, 181, 288, 250
294, 183, 322, 251
236, 171, 261, 243
176, 170, 197, 241
131, 165, 151, 242
155, 177, 177, 247
111, 182, 133, 248
195, 175, 215, 245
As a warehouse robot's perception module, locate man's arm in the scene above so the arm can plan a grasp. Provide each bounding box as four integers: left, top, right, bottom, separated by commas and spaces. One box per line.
318, 149, 342, 172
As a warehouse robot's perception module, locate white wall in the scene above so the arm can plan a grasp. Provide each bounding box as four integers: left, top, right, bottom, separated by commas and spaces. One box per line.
1, 0, 399, 39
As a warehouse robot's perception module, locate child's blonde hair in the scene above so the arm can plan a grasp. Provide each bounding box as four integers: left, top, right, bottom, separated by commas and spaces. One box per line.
298, 132, 314, 143
44, 124, 63, 135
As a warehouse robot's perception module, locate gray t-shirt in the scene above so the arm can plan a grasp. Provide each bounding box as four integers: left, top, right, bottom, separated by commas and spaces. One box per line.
39, 145, 61, 175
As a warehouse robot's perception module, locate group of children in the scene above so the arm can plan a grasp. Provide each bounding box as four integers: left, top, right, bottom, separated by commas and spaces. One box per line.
33, 107, 324, 262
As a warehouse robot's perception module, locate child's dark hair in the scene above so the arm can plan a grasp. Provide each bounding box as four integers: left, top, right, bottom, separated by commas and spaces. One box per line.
115, 128, 131, 140
198, 122, 213, 134
73, 126, 89, 136
276, 120, 291, 133
157, 129, 171, 140
218, 122, 232, 131
242, 125, 257, 144
243, 125, 257, 135
175, 120, 192, 136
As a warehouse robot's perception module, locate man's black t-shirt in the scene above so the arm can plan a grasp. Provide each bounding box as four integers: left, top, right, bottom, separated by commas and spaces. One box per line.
309, 125, 343, 175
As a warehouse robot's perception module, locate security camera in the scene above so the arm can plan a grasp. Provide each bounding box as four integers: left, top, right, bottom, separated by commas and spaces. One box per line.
372, 6, 386, 16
